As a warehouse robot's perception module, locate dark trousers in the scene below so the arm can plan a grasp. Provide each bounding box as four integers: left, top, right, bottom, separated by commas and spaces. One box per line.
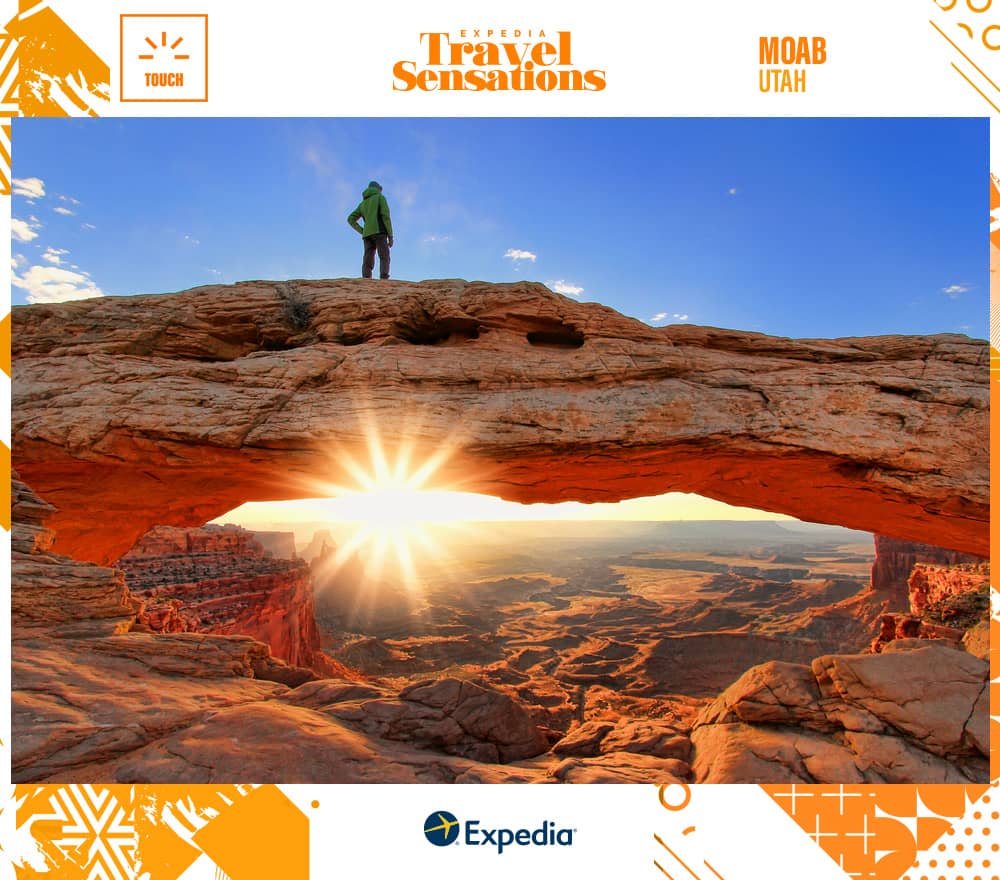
362, 233, 390, 279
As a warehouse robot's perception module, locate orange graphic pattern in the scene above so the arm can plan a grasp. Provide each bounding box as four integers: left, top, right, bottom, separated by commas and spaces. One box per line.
7, 0, 109, 117
931, 0, 1000, 111
12, 784, 309, 880
906, 787, 1000, 880
14, 785, 136, 880
0, 16, 16, 195
763, 784, 993, 880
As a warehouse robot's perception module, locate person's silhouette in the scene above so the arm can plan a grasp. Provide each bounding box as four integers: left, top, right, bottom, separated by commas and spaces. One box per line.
347, 180, 394, 279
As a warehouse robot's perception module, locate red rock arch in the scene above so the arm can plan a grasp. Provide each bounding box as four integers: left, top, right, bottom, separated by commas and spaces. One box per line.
12, 280, 989, 563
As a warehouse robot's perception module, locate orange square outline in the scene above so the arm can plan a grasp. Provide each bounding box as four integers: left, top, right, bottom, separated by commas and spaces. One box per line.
119, 13, 209, 103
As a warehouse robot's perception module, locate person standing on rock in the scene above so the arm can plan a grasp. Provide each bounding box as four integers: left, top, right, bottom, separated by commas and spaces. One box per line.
347, 180, 394, 280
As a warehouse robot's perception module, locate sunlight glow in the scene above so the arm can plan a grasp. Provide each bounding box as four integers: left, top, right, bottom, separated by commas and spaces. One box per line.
212, 415, 793, 614
264, 414, 478, 601
222, 490, 793, 528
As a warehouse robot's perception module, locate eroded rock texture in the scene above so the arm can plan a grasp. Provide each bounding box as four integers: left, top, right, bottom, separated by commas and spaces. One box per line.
867, 540, 989, 653
11, 473, 307, 781
118, 524, 342, 676
12, 279, 988, 563
907, 561, 990, 618
12, 468, 989, 784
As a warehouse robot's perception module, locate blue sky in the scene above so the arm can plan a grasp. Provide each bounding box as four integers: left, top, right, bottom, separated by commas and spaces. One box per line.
11, 117, 988, 338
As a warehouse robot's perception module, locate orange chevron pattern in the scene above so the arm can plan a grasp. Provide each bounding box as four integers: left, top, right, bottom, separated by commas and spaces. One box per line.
14, 785, 137, 880
0, 24, 17, 195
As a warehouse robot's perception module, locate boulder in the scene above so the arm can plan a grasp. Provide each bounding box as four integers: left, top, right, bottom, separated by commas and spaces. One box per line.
326, 677, 548, 763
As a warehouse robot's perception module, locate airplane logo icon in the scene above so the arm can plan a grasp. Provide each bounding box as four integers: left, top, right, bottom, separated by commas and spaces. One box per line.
424, 811, 460, 846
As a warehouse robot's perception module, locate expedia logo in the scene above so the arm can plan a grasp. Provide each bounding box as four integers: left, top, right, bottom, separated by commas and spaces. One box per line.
423, 811, 576, 854
424, 811, 460, 846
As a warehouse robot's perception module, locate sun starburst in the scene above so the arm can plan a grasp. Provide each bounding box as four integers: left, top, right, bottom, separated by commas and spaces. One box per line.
303, 413, 474, 608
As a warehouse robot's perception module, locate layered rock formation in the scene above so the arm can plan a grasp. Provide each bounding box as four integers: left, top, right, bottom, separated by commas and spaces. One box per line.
12, 473, 139, 641
869, 534, 985, 607
12, 280, 988, 563
118, 524, 339, 676
868, 546, 989, 653
907, 561, 990, 620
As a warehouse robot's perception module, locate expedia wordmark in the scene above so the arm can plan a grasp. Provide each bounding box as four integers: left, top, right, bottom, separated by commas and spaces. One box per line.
422, 812, 576, 854
466, 819, 575, 854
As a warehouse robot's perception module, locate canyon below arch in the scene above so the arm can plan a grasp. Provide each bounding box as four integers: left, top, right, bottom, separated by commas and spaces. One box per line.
10, 279, 991, 784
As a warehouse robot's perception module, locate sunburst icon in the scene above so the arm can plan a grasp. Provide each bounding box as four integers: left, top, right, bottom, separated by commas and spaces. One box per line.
138, 32, 190, 61
120, 14, 208, 102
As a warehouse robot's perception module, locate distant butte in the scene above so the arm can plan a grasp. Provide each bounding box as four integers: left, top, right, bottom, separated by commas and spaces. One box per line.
12, 279, 989, 562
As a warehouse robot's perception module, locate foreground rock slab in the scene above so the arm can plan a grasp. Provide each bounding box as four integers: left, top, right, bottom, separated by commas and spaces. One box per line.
691, 642, 988, 783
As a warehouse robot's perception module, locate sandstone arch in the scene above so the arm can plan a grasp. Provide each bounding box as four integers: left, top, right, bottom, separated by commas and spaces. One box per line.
12, 279, 989, 563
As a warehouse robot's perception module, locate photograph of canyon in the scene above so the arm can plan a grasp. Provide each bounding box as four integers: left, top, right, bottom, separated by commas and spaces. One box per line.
10, 118, 990, 784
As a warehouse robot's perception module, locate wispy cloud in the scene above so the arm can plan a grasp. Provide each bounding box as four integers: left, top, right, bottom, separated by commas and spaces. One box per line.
942, 283, 971, 299
53, 206, 75, 216
12, 265, 104, 304
182, 233, 200, 246
303, 143, 336, 176
81, 222, 96, 231
207, 268, 223, 277
504, 248, 537, 263
393, 180, 419, 210
546, 279, 584, 296
650, 311, 690, 324
301, 139, 355, 213
727, 187, 738, 196
11, 254, 26, 269
12, 217, 41, 242
422, 233, 452, 244
13, 177, 45, 200
58, 194, 81, 206
41, 247, 69, 265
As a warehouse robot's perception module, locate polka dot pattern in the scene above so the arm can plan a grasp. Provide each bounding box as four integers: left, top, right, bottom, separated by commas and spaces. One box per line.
905, 783, 1000, 880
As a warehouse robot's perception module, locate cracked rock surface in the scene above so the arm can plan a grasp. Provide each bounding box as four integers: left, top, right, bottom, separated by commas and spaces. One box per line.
691, 641, 989, 783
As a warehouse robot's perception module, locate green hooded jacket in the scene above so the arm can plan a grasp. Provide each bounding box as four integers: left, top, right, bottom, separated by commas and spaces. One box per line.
347, 185, 393, 239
